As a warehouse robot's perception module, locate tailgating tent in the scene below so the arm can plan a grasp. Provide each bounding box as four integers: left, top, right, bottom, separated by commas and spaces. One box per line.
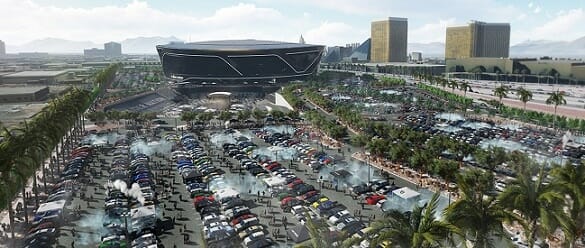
214, 188, 239, 201
36, 200, 66, 213
392, 187, 420, 201
287, 224, 310, 243
263, 177, 286, 188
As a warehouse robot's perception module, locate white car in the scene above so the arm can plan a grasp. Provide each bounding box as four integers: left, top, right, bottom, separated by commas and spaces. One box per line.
243, 231, 267, 245
203, 214, 227, 226
376, 199, 388, 209
328, 210, 351, 225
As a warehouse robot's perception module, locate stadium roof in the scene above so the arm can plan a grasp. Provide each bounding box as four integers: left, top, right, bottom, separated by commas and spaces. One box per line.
158, 39, 321, 51
0, 86, 48, 95
4, 70, 68, 78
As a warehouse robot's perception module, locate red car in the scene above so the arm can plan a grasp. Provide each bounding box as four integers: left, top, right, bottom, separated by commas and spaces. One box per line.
231, 214, 257, 226
263, 161, 279, 168
365, 195, 386, 205
266, 164, 282, 172
297, 190, 319, 200
193, 195, 214, 205
287, 179, 303, 189
280, 196, 295, 206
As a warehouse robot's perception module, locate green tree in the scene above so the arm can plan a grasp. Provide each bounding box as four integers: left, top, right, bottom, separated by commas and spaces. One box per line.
253, 109, 267, 123
458, 81, 472, 98
546, 90, 567, 129
498, 165, 564, 247
448, 80, 459, 93
550, 162, 585, 248
516, 87, 533, 112
493, 85, 509, 110
218, 111, 233, 122
370, 193, 461, 248
237, 109, 252, 122
180, 112, 196, 128
444, 169, 512, 248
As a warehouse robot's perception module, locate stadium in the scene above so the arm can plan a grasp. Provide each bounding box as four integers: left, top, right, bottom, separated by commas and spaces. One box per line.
156, 39, 325, 84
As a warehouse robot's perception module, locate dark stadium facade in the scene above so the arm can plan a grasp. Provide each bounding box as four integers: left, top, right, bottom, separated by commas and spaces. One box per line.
156, 40, 325, 83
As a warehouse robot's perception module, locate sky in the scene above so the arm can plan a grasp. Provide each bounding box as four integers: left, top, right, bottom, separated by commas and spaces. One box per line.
0, 0, 584, 46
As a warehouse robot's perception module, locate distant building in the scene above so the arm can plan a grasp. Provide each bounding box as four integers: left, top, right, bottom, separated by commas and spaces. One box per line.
445, 21, 510, 60
0, 40, 5, 57
446, 57, 585, 83
104, 42, 122, 57
410, 52, 423, 62
346, 38, 371, 62
323, 45, 355, 63
17, 52, 48, 58
0, 70, 71, 84
84, 48, 105, 57
0, 86, 49, 103
299, 35, 306, 44
370, 17, 408, 63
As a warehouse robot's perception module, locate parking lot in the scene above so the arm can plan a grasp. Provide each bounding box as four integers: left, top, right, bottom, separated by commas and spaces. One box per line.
170, 124, 433, 248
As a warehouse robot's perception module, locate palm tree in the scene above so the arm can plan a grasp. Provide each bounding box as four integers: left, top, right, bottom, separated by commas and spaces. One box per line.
458, 81, 472, 98
180, 112, 196, 128
445, 169, 512, 248
498, 165, 564, 248
237, 109, 251, 123
16, 121, 51, 209
550, 162, 585, 248
448, 80, 459, 93
370, 193, 461, 248
493, 85, 509, 110
516, 87, 533, 112
303, 216, 332, 248
252, 109, 267, 125
546, 90, 567, 129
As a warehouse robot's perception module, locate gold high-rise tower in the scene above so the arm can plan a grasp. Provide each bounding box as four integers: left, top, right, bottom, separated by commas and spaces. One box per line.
370, 17, 408, 63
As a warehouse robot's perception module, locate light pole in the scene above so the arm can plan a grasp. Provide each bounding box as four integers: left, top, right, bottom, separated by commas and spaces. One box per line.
365, 152, 371, 183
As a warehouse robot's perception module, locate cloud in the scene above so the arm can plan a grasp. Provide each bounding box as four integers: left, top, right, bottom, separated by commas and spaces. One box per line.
514, 8, 585, 43
0, 0, 294, 45
305, 22, 368, 46
409, 18, 456, 43
534, 6, 541, 14
528, 2, 533, 8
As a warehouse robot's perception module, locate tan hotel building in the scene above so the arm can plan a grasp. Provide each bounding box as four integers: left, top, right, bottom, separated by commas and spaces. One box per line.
445, 21, 510, 60
370, 17, 408, 63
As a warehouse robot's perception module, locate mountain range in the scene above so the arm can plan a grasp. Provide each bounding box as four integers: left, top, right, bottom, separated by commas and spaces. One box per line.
408, 36, 585, 58
6, 36, 585, 58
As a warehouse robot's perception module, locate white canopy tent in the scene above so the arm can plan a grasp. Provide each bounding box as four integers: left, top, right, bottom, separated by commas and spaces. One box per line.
36, 200, 66, 213
392, 187, 421, 201
263, 176, 286, 188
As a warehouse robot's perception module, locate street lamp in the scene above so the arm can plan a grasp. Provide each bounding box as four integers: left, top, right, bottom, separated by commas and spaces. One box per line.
365, 151, 371, 183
